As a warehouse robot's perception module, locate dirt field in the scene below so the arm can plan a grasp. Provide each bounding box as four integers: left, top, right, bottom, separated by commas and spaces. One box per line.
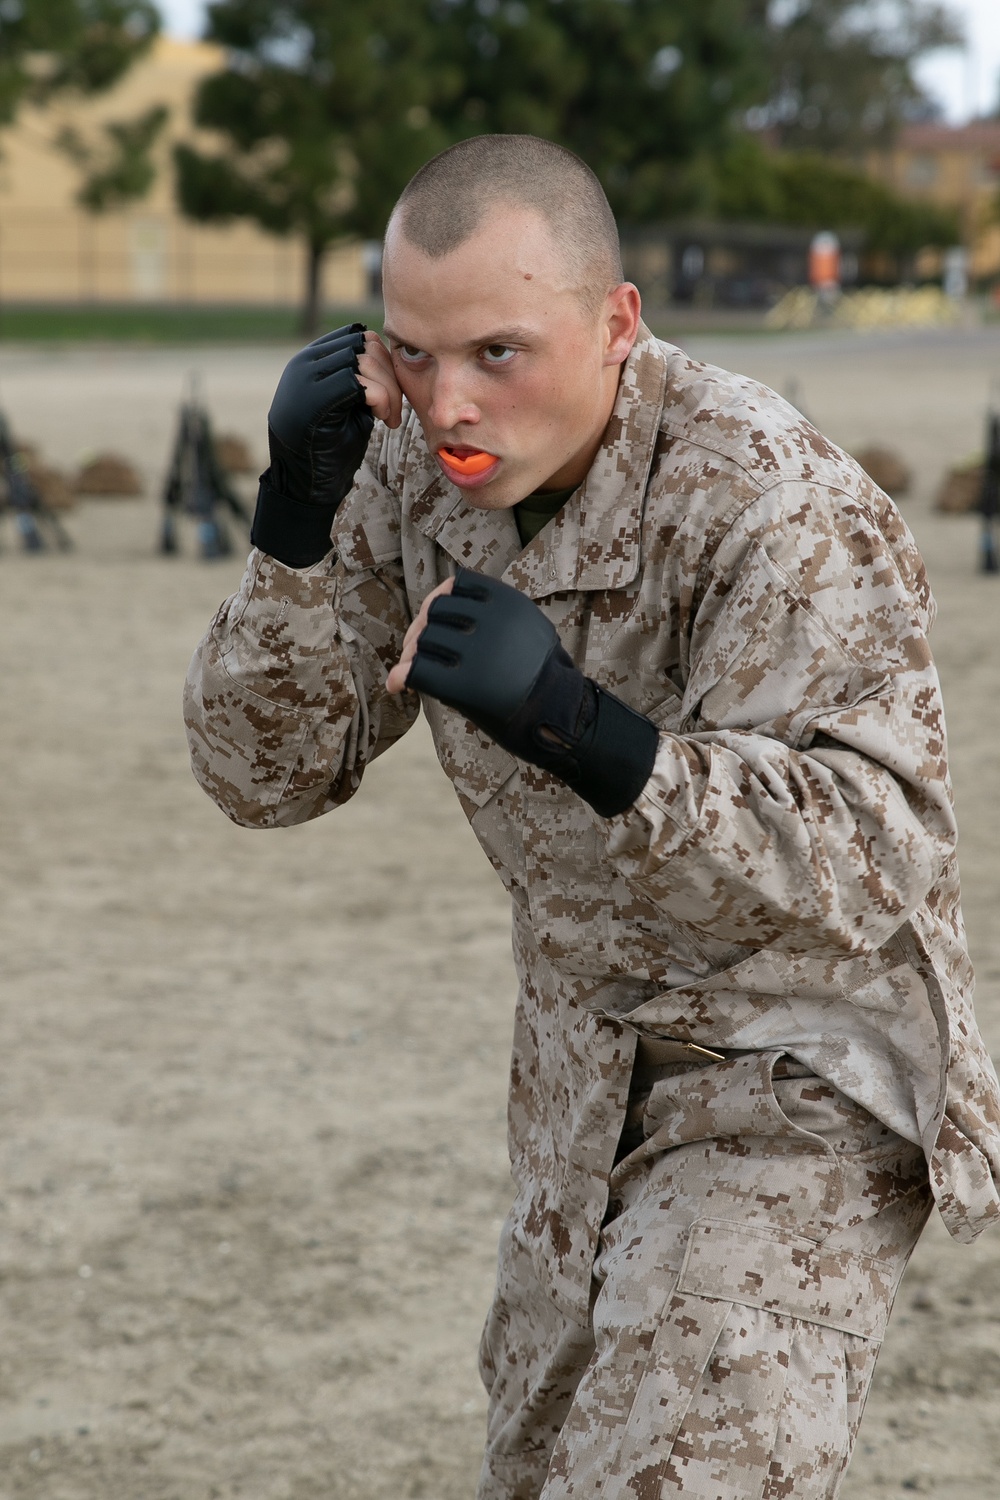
2, 325, 1000, 1500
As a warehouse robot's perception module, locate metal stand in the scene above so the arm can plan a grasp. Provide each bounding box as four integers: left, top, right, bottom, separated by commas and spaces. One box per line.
979, 411, 1000, 575
160, 385, 252, 560
0, 411, 73, 553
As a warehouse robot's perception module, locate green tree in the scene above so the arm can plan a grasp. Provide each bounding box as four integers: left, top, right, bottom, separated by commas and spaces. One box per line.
177, 0, 957, 325
428, 0, 765, 220
744, 0, 961, 155
0, 0, 160, 130
712, 136, 960, 263
55, 103, 169, 211
175, 0, 462, 335
176, 0, 765, 332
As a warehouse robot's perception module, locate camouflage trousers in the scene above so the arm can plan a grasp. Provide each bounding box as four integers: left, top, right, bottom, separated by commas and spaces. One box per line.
477, 1049, 932, 1500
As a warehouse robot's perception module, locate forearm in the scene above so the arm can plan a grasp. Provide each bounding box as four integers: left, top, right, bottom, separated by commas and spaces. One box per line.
184, 548, 416, 828
605, 727, 951, 957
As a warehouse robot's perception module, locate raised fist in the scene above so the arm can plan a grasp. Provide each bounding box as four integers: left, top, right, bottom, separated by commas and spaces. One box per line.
251, 324, 388, 568
395, 569, 659, 818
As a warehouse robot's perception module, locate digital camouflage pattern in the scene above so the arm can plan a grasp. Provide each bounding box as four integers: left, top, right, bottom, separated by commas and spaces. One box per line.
478, 1054, 931, 1499
185, 323, 1000, 1493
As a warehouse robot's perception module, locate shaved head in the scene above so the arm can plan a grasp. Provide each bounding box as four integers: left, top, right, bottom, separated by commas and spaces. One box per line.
388, 134, 623, 317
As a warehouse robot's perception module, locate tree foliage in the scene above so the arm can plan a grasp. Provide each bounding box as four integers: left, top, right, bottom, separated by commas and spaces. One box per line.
55, 102, 169, 211
175, 0, 461, 331
746, 0, 961, 154
427, 0, 764, 220
712, 137, 960, 254
0, 0, 160, 129
175, 0, 966, 327
176, 0, 765, 329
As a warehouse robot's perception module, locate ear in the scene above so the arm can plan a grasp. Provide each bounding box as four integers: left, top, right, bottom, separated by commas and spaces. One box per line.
602, 283, 642, 367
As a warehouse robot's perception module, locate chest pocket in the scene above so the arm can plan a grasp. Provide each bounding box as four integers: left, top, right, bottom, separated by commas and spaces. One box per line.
681, 542, 889, 747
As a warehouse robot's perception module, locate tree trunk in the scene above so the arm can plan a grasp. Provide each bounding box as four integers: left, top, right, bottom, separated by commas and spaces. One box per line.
301, 239, 327, 339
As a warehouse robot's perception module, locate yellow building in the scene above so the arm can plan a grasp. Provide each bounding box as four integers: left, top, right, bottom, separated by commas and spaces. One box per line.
0, 37, 365, 306
864, 121, 1000, 282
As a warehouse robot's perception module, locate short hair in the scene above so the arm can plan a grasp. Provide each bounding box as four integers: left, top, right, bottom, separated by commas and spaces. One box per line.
389, 134, 624, 315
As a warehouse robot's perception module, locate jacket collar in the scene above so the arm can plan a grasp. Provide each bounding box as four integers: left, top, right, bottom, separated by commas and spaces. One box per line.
407, 322, 668, 599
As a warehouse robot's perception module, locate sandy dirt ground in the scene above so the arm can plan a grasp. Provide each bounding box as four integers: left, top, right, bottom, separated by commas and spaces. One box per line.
2, 325, 1000, 1499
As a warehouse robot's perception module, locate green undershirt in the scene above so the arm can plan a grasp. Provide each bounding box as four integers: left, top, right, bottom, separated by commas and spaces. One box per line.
514, 485, 578, 548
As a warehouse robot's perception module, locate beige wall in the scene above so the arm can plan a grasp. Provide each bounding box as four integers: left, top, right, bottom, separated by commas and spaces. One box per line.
863, 124, 1000, 280
0, 38, 366, 305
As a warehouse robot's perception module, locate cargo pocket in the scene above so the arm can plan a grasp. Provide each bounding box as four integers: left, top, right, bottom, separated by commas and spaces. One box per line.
543, 1219, 895, 1500
676, 1217, 898, 1341
546, 1057, 918, 1498
654, 1218, 896, 1499
586, 1286, 871, 1500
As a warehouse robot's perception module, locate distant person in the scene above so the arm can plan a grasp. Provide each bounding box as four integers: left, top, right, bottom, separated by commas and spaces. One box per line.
184, 135, 1000, 1500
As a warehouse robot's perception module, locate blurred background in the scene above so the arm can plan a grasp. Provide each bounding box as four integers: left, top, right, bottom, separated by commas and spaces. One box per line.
3, 5, 1000, 1499
1, 0, 1000, 336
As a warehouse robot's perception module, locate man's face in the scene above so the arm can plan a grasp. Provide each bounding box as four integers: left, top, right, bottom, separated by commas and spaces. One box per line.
380, 204, 635, 509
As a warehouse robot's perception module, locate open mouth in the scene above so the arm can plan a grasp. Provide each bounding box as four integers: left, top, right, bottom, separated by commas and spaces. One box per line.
437, 446, 500, 480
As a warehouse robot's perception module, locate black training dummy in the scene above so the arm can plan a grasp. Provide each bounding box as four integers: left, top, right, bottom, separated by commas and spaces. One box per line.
251, 323, 372, 568
407, 569, 658, 818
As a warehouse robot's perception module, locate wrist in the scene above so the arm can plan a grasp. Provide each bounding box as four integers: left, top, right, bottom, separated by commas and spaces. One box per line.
567, 685, 659, 818
250, 475, 338, 569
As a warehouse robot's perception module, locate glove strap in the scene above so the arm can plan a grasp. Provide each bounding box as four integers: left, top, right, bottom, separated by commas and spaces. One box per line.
569, 686, 659, 818
250, 475, 339, 569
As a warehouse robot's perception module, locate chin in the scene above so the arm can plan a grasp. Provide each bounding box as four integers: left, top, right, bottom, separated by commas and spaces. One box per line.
460, 488, 523, 512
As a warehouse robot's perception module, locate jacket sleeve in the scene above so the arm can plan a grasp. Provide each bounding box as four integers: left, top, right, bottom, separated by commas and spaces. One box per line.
182, 447, 417, 829
604, 481, 957, 958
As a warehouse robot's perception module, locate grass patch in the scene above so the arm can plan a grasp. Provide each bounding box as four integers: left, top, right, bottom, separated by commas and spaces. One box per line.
0, 302, 383, 343
0, 299, 790, 345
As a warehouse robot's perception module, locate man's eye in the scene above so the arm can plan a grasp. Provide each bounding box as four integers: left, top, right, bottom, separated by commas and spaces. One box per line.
482, 345, 517, 365
396, 345, 428, 363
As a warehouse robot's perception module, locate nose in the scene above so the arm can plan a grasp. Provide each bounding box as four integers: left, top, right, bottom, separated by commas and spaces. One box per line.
426, 363, 480, 433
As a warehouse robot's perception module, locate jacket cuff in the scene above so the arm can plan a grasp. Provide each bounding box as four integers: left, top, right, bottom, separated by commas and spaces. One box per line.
250, 475, 338, 569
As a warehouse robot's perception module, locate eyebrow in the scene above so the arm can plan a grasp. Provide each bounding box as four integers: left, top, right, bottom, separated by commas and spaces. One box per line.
382, 324, 536, 349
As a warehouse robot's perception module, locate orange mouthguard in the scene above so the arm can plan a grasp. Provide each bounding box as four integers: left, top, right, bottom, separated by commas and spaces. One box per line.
438, 447, 498, 476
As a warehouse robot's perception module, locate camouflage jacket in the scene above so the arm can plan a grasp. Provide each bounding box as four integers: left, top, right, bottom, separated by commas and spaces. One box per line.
185, 323, 1000, 1315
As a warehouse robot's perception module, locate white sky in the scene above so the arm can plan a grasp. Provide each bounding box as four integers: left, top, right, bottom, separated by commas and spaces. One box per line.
156, 0, 1000, 125
914, 0, 1000, 121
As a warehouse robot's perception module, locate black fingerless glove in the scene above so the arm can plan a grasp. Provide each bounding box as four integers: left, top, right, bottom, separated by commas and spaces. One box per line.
251, 323, 374, 568
407, 569, 659, 818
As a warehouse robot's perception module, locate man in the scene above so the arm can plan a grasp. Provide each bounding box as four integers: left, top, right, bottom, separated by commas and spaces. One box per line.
185, 135, 1000, 1499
